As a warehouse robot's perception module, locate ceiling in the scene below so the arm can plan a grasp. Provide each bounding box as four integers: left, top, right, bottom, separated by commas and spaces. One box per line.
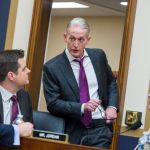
51, 0, 128, 16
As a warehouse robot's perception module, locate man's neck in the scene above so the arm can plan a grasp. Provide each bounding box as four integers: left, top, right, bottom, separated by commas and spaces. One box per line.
0, 82, 18, 94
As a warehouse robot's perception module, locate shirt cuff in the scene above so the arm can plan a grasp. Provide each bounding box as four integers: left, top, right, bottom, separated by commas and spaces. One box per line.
108, 106, 117, 110
12, 124, 20, 145
81, 103, 85, 114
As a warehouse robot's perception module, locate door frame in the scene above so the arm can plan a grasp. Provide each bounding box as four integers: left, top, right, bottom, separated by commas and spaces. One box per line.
25, 0, 52, 110
26, 0, 137, 149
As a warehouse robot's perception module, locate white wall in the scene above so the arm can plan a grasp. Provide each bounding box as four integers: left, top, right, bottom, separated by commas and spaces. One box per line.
12, 0, 34, 58
122, 0, 150, 127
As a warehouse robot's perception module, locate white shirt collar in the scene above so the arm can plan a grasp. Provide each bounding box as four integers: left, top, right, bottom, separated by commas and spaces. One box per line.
0, 85, 16, 102
65, 48, 88, 63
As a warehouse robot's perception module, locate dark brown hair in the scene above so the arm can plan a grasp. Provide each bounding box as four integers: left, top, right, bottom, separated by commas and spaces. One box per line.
0, 49, 24, 82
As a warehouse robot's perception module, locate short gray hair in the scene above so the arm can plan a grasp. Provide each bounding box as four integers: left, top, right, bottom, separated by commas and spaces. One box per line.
66, 17, 90, 34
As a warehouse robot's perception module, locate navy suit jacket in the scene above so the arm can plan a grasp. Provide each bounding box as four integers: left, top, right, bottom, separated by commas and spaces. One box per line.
0, 123, 14, 146
0, 89, 33, 123
43, 48, 118, 142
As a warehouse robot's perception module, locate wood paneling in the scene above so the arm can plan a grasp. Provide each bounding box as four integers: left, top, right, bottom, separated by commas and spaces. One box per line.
118, 0, 137, 127
1, 137, 105, 150
120, 127, 143, 137
25, 0, 52, 110
112, 0, 137, 149
25, 0, 138, 149
145, 85, 150, 130
4, 0, 18, 49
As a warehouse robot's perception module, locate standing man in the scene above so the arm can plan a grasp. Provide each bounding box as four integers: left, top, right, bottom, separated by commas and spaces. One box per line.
0, 50, 33, 124
43, 17, 118, 149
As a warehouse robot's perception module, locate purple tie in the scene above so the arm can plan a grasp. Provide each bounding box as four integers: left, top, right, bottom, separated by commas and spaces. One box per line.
78, 58, 92, 126
11, 95, 19, 123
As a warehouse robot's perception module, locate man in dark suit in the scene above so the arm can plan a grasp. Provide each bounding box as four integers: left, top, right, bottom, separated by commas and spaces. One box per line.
0, 50, 33, 124
0, 122, 33, 146
43, 17, 118, 149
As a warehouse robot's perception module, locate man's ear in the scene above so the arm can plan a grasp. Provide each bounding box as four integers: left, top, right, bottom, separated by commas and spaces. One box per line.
87, 36, 91, 42
7, 72, 15, 81
86, 36, 91, 45
63, 32, 67, 43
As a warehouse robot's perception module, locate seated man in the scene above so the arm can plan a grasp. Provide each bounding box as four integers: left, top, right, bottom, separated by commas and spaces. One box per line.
0, 49, 33, 124
0, 122, 33, 147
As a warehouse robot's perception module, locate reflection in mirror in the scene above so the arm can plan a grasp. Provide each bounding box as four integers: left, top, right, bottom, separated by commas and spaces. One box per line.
39, 0, 128, 148
40, 0, 127, 111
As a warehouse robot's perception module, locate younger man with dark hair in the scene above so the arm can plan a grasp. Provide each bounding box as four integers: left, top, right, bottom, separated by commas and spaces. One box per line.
0, 49, 33, 145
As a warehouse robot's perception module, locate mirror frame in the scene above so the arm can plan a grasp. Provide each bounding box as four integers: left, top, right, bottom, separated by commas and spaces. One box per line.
26, 0, 137, 149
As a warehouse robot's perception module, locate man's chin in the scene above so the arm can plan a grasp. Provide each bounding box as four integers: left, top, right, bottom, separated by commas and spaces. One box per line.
72, 54, 81, 59
20, 81, 29, 88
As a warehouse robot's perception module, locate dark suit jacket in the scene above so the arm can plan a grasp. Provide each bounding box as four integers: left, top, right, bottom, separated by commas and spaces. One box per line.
43, 48, 118, 143
0, 123, 14, 146
0, 89, 33, 123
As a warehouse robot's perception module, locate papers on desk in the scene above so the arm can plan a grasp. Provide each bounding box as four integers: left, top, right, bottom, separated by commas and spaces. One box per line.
134, 129, 150, 150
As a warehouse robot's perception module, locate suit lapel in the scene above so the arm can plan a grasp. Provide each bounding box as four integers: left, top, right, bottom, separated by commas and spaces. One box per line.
58, 50, 104, 100
0, 93, 4, 123
58, 52, 79, 99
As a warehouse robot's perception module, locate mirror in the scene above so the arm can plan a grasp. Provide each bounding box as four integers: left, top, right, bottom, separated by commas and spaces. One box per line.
26, 0, 137, 149
37, 1, 128, 149
39, 0, 127, 111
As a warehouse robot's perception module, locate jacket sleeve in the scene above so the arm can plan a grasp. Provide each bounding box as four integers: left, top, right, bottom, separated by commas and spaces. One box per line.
0, 123, 14, 147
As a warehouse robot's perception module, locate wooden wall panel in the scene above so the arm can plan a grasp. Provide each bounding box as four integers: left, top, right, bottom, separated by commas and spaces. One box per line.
26, 0, 52, 110
112, 0, 137, 149
4, 0, 18, 49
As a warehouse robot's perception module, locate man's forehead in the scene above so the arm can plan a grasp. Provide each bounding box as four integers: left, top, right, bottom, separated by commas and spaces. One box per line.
69, 25, 88, 31
67, 29, 89, 37
18, 58, 26, 65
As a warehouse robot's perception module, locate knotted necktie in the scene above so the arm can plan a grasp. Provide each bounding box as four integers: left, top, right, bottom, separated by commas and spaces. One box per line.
78, 58, 92, 126
11, 95, 19, 123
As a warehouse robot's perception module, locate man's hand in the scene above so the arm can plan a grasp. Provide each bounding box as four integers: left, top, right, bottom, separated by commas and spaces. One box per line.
18, 122, 33, 137
84, 99, 101, 112
105, 107, 117, 124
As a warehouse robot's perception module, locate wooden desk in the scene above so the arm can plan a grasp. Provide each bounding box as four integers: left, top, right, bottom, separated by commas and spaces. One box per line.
1, 137, 108, 150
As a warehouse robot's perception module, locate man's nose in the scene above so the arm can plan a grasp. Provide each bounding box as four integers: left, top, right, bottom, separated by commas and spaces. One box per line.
73, 40, 79, 47
27, 68, 31, 73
